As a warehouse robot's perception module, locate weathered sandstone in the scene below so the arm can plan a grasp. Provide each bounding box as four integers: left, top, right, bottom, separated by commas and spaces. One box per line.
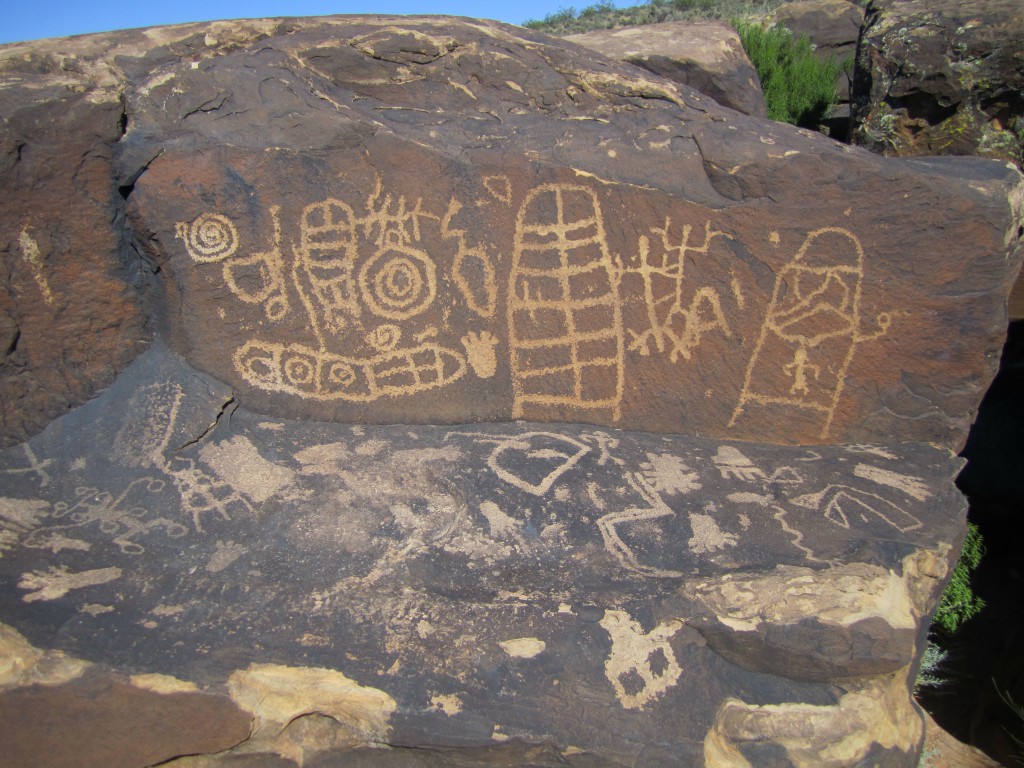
0, 14, 1021, 768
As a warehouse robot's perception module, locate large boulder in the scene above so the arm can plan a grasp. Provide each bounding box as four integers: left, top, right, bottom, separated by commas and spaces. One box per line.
770, 0, 863, 66
853, 0, 1024, 167
564, 21, 767, 118
0, 340, 973, 767
0, 14, 1022, 768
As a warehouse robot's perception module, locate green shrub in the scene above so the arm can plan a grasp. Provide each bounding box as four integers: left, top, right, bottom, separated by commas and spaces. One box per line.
524, 6, 579, 30
733, 20, 845, 128
933, 521, 986, 635
914, 638, 949, 693
523, 0, 787, 35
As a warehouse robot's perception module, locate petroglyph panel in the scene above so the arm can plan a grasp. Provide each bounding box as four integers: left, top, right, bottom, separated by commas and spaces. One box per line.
131, 139, 944, 444
0, 341, 962, 618
0, 326, 967, 768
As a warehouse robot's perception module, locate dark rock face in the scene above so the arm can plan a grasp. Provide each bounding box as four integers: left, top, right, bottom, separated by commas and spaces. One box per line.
0, 342, 967, 766
0, 14, 1022, 768
853, 0, 1024, 167
0, 87, 150, 448
771, 0, 863, 66
564, 22, 767, 118
109, 16, 1020, 449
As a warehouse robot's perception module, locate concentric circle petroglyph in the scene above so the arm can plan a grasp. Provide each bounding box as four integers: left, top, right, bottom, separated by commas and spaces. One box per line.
359, 246, 436, 319
177, 213, 239, 263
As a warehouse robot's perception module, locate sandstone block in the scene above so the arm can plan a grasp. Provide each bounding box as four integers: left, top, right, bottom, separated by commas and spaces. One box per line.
564, 21, 767, 118
0, 15, 1022, 768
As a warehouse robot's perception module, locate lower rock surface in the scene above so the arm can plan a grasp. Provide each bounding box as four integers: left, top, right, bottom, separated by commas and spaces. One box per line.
0, 342, 965, 766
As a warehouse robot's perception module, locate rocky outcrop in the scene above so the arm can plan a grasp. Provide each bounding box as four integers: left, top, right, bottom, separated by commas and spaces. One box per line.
0, 80, 150, 447
770, 0, 863, 66
0, 341, 973, 767
853, 0, 1024, 167
770, 0, 864, 139
564, 21, 766, 118
0, 14, 1022, 768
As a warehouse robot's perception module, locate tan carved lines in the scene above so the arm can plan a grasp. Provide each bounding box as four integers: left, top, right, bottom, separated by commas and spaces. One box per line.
176, 209, 291, 322
600, 609, 684, 710
17, 229, 56, 306
358, 239, 437, 320
508, 183, 625, 421
628, 219, 733, 362
729, 227, 893, 439
223, 205, 290, 322
791, 485, 923, 533
295, 199, 361, 338
483, 175, 513, 206
360, 178, 438, 248
442, 198, 497, 319
460, 331, 499, 378
235, 340, 467, 402
177, 213, 239, 263
23, 479, 187, 556
596, 473, 684, 578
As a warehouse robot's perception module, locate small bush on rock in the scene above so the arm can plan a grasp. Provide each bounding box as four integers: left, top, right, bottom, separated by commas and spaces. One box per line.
733, 20, 845, 128
933, 521, 986, 635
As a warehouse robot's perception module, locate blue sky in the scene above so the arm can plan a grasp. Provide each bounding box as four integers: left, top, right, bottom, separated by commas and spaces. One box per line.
3, 0, 601, 45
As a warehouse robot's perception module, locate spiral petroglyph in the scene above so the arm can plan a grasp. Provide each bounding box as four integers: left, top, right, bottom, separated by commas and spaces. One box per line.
176, 213, 239, 264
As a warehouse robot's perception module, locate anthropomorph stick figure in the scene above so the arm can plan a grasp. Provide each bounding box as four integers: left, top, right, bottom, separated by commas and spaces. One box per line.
783, 347, 820, 395
729, 227, 891, 439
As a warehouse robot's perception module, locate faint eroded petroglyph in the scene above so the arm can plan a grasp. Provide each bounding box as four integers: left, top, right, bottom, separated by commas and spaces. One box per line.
600, 609, 683, 710
2, 444, 54, 488
688, 506, 739, 555
199, 436, 296, 504
853, 464, 931, 502
17, 228, 56, 306
0, 497, 49, 557
508, 184, 625, 421
730, 228, 893, 438
791, 485, 922, 533
596, 473, 684, 578
18, 565, 123, 602
443, 198, 498, 319
639, 452, 701, 496
712, 446, 766, 482
23, 479, 186, 556
478, 500, 526, 544
113, 382, 254, 533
